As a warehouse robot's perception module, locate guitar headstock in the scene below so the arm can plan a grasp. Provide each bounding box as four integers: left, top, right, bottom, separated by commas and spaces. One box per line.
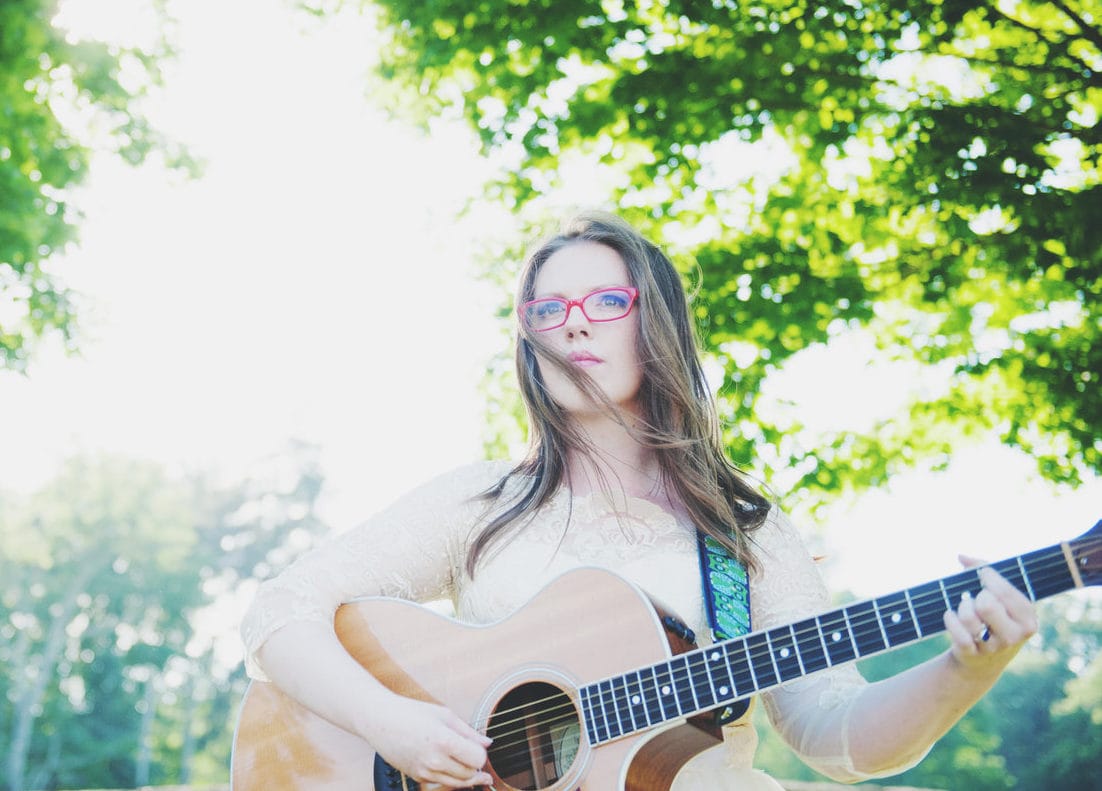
1069, 519, 1102, 588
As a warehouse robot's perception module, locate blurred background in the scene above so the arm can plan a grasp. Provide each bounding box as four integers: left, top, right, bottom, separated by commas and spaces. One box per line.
1, 0, 1099, 788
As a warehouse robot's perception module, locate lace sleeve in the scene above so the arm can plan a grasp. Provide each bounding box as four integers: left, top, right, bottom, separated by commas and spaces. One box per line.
752, 507, 929, 782
239, 460, 506, 681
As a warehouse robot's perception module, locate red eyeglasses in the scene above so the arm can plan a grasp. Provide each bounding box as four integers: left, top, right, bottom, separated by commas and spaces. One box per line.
518, 286, 639, 332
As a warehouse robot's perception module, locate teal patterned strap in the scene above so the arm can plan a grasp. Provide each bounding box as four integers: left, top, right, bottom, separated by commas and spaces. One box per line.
697, 532, 752, 724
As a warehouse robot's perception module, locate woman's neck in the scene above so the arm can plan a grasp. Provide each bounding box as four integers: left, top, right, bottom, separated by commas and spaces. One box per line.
562, 412, 663, 501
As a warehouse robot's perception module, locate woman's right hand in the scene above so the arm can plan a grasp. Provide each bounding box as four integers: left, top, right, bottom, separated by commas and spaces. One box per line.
364, 693, 493, 789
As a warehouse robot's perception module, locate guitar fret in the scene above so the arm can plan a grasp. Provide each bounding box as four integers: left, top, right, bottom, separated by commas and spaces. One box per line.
813, 616, 831, 667
706, 645, 737, 702
725, 640, 756, 696
644, 669, 662, 725
1016, 555, 1037, 601
845, 601, 883, 656
902, 589, 920, 636
789, 624, 807, 676
690, 652, 717, 710
608, 678, 625, 740
768, 626, 801, 682
671, 655, 697, 714
609, 676, 632, 737
642, 669, 663, 725
870, 599, 891, 647
937, 578, 953, 611
1024, 547, 1073, 599
599, 679, 619, 739
910, 580, 948, 635
745, 632, 776, 689
597, 682, 613, 742
793, 617, 829, 674
818, 610, 856, 665
653, 663, 681, 719
624, 671, 647, 731
634, 669, 656, 731
705, 652, 722, 700
766, 633, 783, 681
947, 568, 982, 608
992, 557, 1029, 604
841, 608, 861, 657
580, 686, 600, 746
644, 666, 656, 716
878, 592, 919, 645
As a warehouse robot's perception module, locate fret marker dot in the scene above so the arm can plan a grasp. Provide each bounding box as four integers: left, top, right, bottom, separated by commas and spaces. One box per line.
661, 685, 671, 696
832, 632, 842, 642
631, 694, 641, 705
779, 647, 790, 659
719, 685, 729, 695
891, 613, 902, 624
709, 651, 720, 662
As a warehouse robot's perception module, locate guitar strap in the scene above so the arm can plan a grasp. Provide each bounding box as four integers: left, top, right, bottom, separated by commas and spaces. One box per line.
696, 531, 753, 725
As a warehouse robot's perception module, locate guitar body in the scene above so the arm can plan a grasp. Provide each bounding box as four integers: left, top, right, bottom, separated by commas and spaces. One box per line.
231, 567, 720, 791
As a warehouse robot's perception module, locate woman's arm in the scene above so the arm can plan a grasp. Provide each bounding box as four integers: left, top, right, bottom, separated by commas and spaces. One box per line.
754, 510, 1037, 782
845, 561, 1038, 774
240, 461, 508, 787
255, 621, 493, 788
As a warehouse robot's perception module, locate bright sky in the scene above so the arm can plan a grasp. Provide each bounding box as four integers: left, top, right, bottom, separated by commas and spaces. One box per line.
2, 0, 1099, 615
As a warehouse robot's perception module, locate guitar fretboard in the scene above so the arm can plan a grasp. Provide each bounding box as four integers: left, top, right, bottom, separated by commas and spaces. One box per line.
579, 541, 1078, 746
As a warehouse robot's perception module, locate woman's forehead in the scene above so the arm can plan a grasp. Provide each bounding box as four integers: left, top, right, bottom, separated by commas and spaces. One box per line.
532, 241, 629, 296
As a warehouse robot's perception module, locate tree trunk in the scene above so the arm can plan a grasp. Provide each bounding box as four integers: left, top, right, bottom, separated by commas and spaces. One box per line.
135, 674, 159, 787
179, 671, 200, 784
5, 562, 101, 791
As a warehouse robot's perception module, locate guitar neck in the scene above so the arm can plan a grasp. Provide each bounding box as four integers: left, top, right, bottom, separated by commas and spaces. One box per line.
579, 534, 1092, 747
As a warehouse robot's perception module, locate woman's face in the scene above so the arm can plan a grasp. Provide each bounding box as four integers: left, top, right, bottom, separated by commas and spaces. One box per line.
529, 241, 644, 416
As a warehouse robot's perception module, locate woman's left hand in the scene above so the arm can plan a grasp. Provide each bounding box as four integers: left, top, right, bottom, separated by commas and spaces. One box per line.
943, 555, 1039, 673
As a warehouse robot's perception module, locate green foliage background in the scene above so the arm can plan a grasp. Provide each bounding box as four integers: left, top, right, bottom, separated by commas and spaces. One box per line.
0, 0, 190, 372
0, 446, 327, 791
363, 0, 1101, 505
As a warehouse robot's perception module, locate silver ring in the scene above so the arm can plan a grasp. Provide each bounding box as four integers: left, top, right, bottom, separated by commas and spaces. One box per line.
974, 626, 990, 643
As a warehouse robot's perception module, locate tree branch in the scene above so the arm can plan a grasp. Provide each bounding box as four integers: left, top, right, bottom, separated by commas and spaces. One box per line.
1048, 0, 1102, 52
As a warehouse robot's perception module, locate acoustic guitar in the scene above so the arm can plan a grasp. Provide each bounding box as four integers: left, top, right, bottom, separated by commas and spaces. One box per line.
232, 518, 1101, 791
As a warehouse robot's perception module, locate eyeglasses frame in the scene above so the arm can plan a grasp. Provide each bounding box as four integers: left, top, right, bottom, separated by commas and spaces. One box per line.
518, 286, 640, 332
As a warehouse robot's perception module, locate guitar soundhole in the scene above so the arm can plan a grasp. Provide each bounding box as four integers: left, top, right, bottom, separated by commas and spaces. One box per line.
485, 681, 580, 790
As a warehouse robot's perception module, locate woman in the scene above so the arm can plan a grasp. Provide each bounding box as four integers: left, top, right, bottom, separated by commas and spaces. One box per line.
241, 211, 1037, 789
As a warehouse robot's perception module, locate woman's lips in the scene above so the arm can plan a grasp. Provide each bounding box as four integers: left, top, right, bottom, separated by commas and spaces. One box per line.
568, 352, 602, 367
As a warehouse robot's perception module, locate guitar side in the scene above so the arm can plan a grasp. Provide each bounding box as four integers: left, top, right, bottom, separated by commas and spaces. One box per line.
231, 567, 719, 791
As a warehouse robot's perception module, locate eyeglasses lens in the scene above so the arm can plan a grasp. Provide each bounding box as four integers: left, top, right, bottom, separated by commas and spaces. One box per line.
523, 288, 634, 331
582, 289, 632, 320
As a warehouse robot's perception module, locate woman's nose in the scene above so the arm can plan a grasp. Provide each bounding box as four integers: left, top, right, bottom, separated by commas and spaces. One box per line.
561, 302, 592, 335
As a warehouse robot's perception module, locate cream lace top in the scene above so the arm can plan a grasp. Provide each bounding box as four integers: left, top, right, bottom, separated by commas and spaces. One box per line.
241, 460, 929, 787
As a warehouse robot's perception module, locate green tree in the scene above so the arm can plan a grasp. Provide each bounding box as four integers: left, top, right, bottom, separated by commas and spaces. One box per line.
356, 0, 1100, 500
0, 444, 326, 790
1006, 597, 1102, 790
0, 0, 186, 371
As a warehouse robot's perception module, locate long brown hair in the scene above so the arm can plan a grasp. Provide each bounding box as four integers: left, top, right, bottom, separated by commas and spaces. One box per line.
468, 211, 770, 575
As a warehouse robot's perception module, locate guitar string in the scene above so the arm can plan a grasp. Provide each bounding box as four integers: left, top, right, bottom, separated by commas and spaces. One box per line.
477, 543, 1094, 733
473, 543, 1098, 758
471, 561, 1097, 770
475, 548, 1096, 764
457, 541, 1099, 763
385, 535, 1101, 779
